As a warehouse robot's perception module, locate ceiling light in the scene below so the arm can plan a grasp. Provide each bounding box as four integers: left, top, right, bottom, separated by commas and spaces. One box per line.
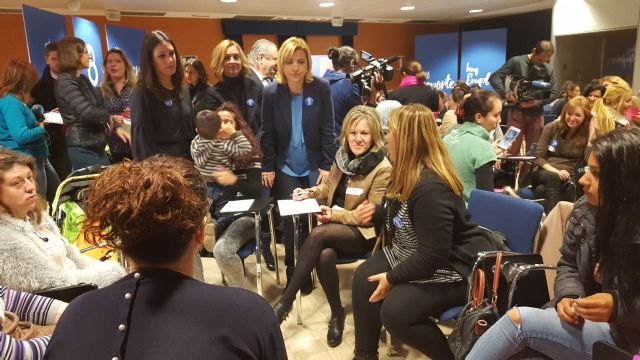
469, 9, 483, 13
220, 0, 237, 3
65, 0, 81, 12
400, 5, 415, 11
319, 2, 335, 7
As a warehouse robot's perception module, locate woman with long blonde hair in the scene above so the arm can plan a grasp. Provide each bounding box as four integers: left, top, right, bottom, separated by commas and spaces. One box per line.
351, 104, 499, 360
591, 79, 632, 136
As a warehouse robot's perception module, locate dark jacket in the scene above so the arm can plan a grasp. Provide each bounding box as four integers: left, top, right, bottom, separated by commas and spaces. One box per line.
388, 84, 439, 112
247, 68, 265, 92
31, 66, 57, 112
552, 196, 640, 353
375, 170, 499, 283
260, 76, 337, 172
131, 86, 195, 161
489, 54, 558, 106
190, 83, 224, 115
45, 268, 288, 360
214, 76, 263, 137
322, 70, 361, 136
55, 73, 110, 153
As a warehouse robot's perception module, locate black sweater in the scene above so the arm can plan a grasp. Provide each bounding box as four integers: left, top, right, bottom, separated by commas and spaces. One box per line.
378, 170, 497, 284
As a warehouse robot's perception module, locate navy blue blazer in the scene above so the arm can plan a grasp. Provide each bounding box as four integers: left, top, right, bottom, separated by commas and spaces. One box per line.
260, 76, 336, 172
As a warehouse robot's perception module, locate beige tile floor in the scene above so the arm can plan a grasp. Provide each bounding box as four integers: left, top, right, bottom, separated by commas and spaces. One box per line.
202, 244, 452, 360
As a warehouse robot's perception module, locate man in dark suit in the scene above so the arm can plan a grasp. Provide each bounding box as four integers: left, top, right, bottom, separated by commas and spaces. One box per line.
248, 39, 278, 90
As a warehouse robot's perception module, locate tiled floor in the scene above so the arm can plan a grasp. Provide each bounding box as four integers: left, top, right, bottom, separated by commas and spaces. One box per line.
202, 244, 450, 360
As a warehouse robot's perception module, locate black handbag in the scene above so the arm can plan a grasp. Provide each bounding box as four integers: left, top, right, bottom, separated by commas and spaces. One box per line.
448, 252, 503, 360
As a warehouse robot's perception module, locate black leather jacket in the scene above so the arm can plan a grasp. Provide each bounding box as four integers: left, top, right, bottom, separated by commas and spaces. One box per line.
55, 73, 110, 152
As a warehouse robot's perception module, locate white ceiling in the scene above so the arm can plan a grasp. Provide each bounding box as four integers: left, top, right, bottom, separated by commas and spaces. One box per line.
1, 0, 553, 23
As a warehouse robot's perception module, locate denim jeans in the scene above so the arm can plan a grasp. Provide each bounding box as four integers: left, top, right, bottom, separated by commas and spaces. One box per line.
212, 216, 256, 287
35, 157, 61, 203
467, 307, 615, 360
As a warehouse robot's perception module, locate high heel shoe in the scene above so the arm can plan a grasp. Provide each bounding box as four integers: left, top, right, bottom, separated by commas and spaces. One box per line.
273, 302, 292, 324
326, 310, 346, 348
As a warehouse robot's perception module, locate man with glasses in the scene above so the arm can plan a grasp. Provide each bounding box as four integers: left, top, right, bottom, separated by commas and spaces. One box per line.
247, 39, 278, 89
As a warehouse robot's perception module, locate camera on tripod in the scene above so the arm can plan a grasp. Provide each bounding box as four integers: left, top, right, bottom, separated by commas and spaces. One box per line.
349, 50, 399, 99
505, 64, 553, 102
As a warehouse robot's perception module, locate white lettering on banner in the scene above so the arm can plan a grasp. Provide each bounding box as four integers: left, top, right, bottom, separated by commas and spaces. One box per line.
426, 73, 456, 91
86, 43, 99, 86
464, 62, 491, 88
606, 48, 635, 67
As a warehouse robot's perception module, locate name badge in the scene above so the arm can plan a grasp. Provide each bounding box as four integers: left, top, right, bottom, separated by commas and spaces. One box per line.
346, 187, 364, 196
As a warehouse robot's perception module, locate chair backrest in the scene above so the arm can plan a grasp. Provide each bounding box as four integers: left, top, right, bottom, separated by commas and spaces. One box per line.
468, 190, 544, 253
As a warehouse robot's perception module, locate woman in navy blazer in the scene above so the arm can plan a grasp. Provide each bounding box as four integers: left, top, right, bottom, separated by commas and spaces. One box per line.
260, 36, 337, 290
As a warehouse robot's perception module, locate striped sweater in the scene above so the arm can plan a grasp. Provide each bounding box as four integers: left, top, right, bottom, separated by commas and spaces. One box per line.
0, 286, 67, 360
190, 132, 253, 176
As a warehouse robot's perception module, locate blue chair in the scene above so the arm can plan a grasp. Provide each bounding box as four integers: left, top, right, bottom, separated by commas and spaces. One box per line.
438, 189, 544, 322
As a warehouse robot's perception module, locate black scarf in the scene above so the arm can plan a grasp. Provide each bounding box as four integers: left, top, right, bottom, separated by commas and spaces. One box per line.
335, 147, 384, 176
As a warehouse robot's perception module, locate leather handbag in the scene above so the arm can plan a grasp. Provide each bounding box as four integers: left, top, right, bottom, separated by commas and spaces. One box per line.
2, 311, 55, 340
448, 252, 503, 360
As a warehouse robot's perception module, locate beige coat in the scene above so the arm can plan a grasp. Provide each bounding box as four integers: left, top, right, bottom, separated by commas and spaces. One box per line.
305, 157, 392, 239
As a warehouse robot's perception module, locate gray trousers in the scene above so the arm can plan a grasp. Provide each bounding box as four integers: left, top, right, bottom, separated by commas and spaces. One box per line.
213, 216, 256, 287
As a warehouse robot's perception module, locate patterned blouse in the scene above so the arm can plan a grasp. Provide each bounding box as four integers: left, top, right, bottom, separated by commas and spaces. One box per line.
0, 286, 67, 359
103, 84, 133, 156
382, 199, 464, 284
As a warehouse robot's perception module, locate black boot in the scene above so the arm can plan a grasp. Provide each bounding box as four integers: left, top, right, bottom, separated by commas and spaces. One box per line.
353, 350, 378, 360
326, 309, 346, 347
273, 302, 292, 324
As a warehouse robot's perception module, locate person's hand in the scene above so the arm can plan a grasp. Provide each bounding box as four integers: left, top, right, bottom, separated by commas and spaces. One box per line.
292, 188, 309, 201
115, 127, 130, 144
556, 169, 571, 181
316, 205, 332, 223
218, 122, 237, 140
213, 168, 238, 186
110, 115, 125, 127
262, 171, 275, 188
492, 139, 507, 157
120, 107, 131, 119
506, 90, 516, 103
355, 200, 376, 226
573, 293, 614, 323
556, 297, 582, 326
317, 169, 329, 185
368, 272, 392, 303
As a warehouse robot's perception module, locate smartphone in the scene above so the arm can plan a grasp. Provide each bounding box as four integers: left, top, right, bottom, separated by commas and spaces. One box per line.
498, 126, 521, 150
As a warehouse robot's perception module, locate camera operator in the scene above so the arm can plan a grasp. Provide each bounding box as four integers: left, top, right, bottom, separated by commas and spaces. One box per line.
489, 40, 557, 155
388, 60, 439, 112
324, 46, 361, 137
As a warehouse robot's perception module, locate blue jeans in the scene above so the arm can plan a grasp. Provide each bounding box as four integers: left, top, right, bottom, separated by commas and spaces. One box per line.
67, 146, 109, 171
467, 307, 615, 360
35, 157, 60, 203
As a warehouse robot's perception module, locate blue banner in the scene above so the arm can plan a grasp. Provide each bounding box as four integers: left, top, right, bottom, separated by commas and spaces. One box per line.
105, 24, 145, 72
416, 33, 459, 94
22, 5, 67, 75
460, 28, 507, 90
72, 17, 104, 86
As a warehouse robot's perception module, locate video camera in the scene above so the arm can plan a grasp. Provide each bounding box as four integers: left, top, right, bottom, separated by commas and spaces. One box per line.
505, 63, 553, 102
349, 50, 399, 99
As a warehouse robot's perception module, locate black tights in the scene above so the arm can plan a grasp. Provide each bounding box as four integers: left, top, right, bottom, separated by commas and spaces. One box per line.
279, 223, 373, 316
352, 252, 467, 360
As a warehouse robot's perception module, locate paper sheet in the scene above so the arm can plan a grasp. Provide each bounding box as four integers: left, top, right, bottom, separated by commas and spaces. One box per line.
220, 199, 254, 213
44, 112, 63, 124
277, 199, 321, 216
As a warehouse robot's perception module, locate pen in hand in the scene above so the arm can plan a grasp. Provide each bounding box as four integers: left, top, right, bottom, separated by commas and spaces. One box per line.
290, 190, 309, 197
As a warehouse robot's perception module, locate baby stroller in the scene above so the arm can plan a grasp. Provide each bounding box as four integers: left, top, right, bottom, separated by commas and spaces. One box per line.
49, 165, 117, 262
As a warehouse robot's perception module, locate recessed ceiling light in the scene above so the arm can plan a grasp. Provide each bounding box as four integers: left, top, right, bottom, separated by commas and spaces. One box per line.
469, 9, 483, 13
400, 5, 415, 11
220, 0, 237, 3
319, 2, 335, 7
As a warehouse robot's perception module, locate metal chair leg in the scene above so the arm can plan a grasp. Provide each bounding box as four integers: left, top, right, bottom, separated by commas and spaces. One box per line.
267, 207, 281, 285
293, 214, 303, 325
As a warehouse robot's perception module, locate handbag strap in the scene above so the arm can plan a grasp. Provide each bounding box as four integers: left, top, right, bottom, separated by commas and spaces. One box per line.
491, 251, 503, 307
471, 268, 486, 309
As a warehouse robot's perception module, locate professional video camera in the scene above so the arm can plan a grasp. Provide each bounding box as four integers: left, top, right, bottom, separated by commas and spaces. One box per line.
505, 63, 553, 102
349, 50, 399, 102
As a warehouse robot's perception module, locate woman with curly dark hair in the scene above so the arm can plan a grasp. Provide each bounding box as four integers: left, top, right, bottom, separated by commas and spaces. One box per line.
44, 154, 286, 359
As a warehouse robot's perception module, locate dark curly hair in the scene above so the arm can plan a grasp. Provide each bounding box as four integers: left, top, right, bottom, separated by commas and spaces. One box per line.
82, 155, 208, 263
216, 102, 263, 170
